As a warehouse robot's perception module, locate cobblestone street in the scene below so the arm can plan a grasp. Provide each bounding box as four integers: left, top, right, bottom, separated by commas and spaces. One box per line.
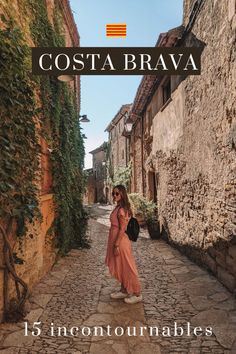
0, 204, 236, 354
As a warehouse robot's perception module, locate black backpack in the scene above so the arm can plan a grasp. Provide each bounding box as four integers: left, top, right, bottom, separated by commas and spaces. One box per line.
126, 217, 140, 242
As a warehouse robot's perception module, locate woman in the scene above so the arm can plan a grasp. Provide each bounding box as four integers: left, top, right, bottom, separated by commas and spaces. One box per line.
105, 184, 142, 304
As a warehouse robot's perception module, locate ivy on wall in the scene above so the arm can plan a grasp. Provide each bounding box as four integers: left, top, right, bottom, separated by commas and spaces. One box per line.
0, 0, 90, 321
27, 0, 90, 254
0, 14, 40, 322
0, 15, 40, 237
111, 162, 132, 190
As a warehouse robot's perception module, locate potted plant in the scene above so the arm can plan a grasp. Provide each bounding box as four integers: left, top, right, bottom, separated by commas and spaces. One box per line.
142, 200, 161, 239
128, 193, 146, 226
128, 193, 161, 239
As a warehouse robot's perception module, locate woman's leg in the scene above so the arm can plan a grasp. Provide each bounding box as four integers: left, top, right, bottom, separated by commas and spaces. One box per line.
120, 283, 127, 293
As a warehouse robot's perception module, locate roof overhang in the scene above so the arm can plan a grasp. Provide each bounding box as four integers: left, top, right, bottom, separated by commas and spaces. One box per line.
129, 25, 185, 123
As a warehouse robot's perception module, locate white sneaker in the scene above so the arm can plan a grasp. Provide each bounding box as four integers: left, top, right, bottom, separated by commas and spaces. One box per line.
110, 291, 128, 299
124, 294, 143, 304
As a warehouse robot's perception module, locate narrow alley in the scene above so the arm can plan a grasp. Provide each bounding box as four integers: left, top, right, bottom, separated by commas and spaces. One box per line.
0, 205, 236, 354
1, 1, 236, 353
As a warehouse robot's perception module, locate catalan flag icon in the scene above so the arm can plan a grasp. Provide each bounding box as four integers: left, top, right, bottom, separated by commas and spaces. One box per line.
106, 24, 127, 37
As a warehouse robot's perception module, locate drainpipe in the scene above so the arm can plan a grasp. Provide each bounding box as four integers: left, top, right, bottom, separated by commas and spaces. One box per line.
125, 136, 127, 167
141, 114, 145, 196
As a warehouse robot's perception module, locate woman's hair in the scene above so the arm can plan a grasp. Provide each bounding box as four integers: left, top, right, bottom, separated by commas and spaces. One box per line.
113, 184, 133, 217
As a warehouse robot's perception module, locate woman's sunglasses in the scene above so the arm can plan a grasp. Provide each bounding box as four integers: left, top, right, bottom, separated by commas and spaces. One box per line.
112, 191, 120, 197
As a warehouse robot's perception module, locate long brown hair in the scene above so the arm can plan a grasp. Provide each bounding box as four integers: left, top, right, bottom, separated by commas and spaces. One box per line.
113, 184, 133, 217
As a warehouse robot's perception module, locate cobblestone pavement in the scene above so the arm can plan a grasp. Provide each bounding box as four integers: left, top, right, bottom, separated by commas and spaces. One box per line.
0, 204, 236, 354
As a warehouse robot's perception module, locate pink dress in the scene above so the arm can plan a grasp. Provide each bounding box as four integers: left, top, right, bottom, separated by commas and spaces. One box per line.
105, 206, 141, 294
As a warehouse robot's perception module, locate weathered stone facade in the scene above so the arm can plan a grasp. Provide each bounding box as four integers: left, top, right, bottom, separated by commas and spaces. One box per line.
89, 143, 108, 203
105, 104, 132, 173
130, 119, 143, 195
130, 26, 185, 197
130, 0, 236, 292
83, 168, 95, 204
0, 0, 80, 322
105, 104, 132, 201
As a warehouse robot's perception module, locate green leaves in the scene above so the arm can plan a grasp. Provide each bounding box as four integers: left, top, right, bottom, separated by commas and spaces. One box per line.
111, 161, 132, 189
0, 3, 88, 254
28, 0, 89, 254
13, 252, 24, 265
128, 193, 157, 222
0, 17, 39, 235
0, 14, 7, 23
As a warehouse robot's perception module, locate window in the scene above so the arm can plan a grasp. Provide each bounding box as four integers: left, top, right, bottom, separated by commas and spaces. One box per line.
148, 171, 158, 203
162, 78, 171, 105
94, 164, 97, 179
122, 149, 124, 160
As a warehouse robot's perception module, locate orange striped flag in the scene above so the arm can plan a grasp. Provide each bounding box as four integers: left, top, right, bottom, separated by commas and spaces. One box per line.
106, 24, 127, 37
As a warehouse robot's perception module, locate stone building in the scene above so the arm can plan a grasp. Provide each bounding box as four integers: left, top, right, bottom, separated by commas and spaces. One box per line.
0, 0, 80, 322
83, 168, 94, 204
105, 104, 132, 200
128, 25, 185, 198
129, 0, 236, 292
89, 142, 108, 203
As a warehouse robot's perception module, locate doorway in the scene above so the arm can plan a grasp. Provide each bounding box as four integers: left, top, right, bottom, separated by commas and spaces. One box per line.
94, 187, 98, 203
148, 171, 157, 203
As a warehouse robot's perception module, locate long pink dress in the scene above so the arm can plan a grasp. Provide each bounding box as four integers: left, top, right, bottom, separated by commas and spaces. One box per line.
105, 206, 141, 294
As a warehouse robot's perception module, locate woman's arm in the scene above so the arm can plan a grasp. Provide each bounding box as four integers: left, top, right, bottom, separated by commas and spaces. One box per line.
115, 207, 129, 247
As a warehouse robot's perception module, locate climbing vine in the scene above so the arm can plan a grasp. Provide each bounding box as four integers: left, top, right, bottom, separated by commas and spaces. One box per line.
0, 15, 40, 238
0, 0, 89, 321
111, 162, 132, 190
27, 0, 90, 254
0, 14, 40, 322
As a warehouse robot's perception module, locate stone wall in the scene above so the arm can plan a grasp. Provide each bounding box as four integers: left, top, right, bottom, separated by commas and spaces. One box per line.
106, 105, 131, 201
152, 84, 185, 155
110, 112, 129, 171
91, 147, 106, 203
0, 195, 56, 323
149, 0, 236, 292
130, 120, 143, 195
183, 0, 196, 25
84, 170, 95, 204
